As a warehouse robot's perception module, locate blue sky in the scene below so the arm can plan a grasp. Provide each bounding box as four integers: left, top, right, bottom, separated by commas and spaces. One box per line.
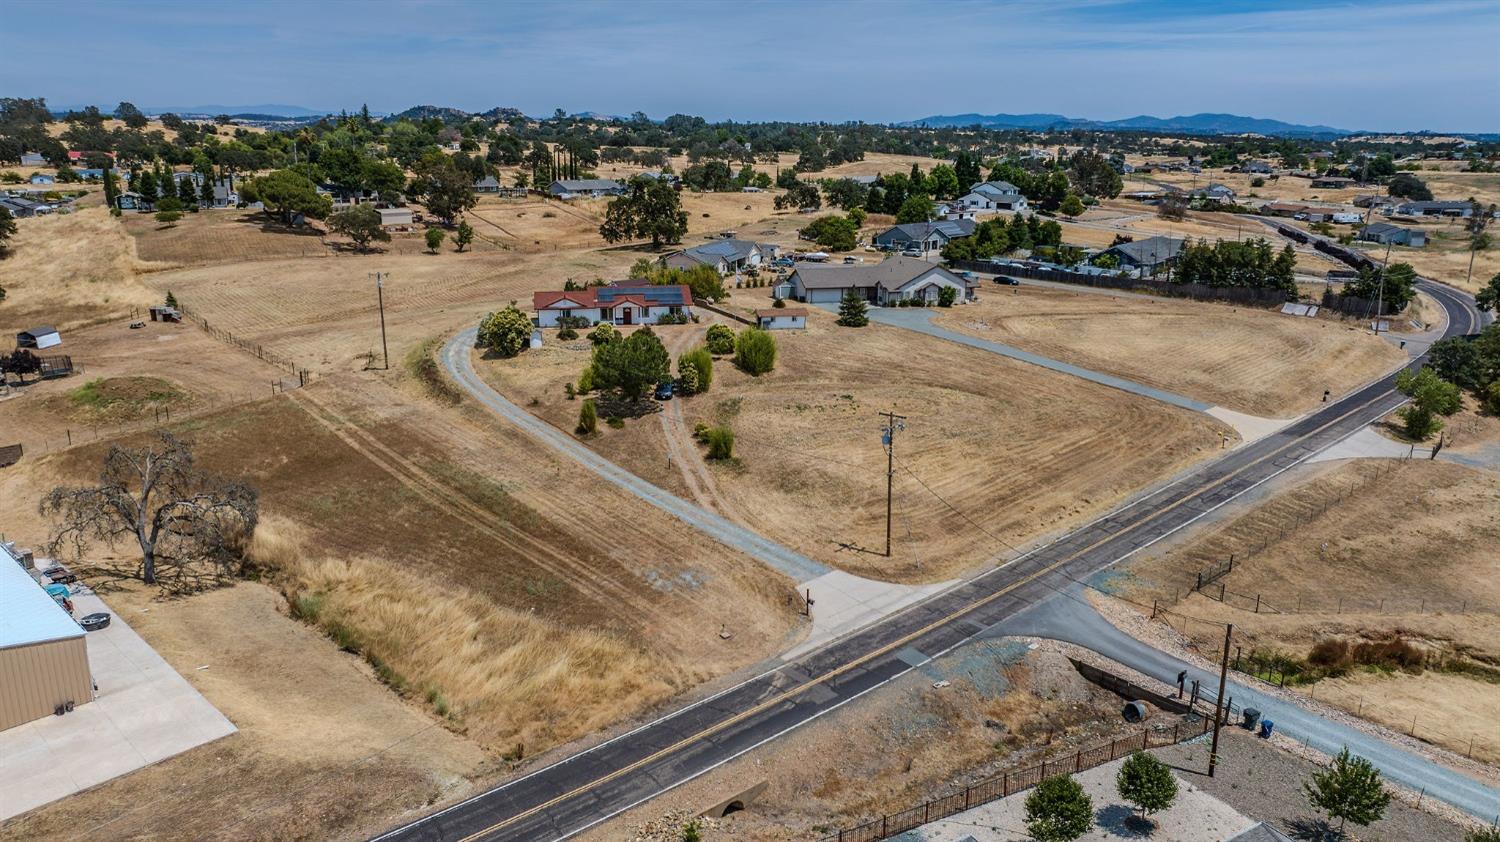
4, 0, 1498, 132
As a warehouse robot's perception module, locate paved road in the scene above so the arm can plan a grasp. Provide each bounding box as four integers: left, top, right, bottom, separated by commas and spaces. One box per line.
988, 591, 1500, 822
377, 279, 1488, 842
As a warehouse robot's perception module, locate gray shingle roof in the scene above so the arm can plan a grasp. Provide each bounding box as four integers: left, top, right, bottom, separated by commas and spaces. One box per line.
1105, 235, 1185, 265
681, 239, 761, 263
791, 256, 963, 291
877, 220, 976, 244
551, 179, 623, 191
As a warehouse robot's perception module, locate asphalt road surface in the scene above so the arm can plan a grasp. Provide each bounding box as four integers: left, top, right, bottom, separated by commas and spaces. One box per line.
376, 278, 1488, 841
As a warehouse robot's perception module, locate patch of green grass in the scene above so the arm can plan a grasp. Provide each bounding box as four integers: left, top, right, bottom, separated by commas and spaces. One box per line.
403, 338, 463, 405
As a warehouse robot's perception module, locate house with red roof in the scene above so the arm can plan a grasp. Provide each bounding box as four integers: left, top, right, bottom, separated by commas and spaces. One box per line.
532, 283, 693, 328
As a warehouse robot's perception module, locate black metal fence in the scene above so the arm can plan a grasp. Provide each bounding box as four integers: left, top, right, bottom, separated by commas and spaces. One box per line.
819, 718, 1212, 842
949, 259, 1292, 307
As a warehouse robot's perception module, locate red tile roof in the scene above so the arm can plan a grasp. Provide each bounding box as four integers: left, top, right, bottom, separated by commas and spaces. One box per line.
532, 284, 690, 311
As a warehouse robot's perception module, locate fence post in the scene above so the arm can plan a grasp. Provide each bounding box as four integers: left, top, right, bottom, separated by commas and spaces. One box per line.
1196, 571, 1203, 591
1003, 770, 1009, 796
1173, 722, 1180, 744
1220, 582, 1226, 602
1254, 593, 1261, 613
1075, 751, 1082, 773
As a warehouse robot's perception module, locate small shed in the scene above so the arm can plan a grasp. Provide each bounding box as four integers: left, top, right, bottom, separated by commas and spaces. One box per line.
149, 306, 183, 323
0, 543, 94, 731
377, 207, 414, 227
16, 326, 61, 350
756, 308, 807, 330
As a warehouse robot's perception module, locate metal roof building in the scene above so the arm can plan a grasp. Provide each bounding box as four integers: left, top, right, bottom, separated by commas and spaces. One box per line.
1, 542, 94, 731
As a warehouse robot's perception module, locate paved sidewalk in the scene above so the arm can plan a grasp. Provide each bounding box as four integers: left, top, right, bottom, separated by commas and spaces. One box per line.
1308, 426, 1416, 462
0, 588, 237, 820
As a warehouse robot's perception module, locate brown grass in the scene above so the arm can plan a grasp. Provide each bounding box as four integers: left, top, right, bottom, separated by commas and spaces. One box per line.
1118, 458, 1500, 763
249, 516, 677, 751
479, 304, 1227, 583
0, 206, 162, 330
930, 285, 1406, 416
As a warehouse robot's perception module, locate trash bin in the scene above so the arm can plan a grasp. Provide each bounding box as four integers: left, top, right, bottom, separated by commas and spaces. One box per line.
1259, 718, 1275, 739
1242, 708, 1261, 730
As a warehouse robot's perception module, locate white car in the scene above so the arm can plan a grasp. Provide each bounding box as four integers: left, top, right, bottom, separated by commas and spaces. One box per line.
901, 247, 923, 258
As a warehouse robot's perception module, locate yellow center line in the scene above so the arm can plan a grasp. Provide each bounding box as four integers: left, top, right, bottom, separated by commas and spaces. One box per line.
457, 377, 1401, 842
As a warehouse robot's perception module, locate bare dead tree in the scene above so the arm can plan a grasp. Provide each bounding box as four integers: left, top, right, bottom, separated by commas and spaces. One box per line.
41, 432, 258, 589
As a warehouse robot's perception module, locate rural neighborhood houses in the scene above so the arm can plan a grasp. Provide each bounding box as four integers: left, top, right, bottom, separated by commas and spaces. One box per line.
873, 219, 976, 253
473, 175, 501, 193
19, 151, 46, 167
1358, 222, 1427, 247
1309, 175, 1359, 189
660, 239, 776, 275
532, 283, 693, 327
1189, 183, 1237, 203
547, 178, 624, 198
785, 255, 973, 305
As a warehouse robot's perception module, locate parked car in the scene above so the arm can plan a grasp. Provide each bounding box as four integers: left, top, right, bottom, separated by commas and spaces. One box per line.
654, 382, 674, 401
994, 275, 1020, 286
901, 247, 923, 257
842, 256, 862, 264
773, 257, 795, 267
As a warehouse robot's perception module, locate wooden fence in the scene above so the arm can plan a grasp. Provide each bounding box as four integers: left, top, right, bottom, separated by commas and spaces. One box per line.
819, 717, 1212, 842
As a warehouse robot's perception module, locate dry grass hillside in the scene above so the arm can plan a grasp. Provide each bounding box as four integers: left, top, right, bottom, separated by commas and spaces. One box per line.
931, 285, 1407, 416
479, 307, 1228, 583
0, 207, 162, 330
2, 371, 801, 758
1117, 458, 1500, 763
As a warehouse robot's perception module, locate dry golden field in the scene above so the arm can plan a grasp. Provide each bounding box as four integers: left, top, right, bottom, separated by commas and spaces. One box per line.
1119, 457, 1500, 763
930, 285, 1407, 416
477, 305, 1229, 583
0, 207, 162, 330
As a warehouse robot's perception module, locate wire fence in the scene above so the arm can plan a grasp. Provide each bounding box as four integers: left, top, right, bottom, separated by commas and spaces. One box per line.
819, 717, 1213, 842
173, 301, 314, 383
1146, 606, 1500, 764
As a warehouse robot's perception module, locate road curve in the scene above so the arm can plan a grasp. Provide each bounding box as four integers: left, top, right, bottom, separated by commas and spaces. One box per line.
375, 280, 1489, 842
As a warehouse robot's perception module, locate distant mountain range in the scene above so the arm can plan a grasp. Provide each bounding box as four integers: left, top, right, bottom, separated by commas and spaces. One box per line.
898, 111, 1355, 138
139, 104, 332, 118
387, 104, 526, 123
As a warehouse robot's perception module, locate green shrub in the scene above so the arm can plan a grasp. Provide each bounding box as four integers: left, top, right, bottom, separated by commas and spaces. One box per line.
679, 347, 713, 393
557, 326, 578, 340
564, 382, 576, 400
576, 399, 597, 435
705, 426, 734, 460
606, 415, 625, 429
477, 306, 532, 357
705, 324, 736, 355
577, 364, 595, 393
734, 327, 777, 375
588, 322, 617, 346
678, 362, 700, 395
938, 287, 957, 307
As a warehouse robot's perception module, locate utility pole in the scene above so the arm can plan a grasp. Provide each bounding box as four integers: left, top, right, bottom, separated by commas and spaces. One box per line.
880, 410, 906, 558
371, 272, 390, 369
1373, 240, 1393, 334
1209, 623, 1233, 778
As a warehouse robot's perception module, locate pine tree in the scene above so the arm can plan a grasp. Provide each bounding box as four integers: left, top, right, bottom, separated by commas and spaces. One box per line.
836, 291, 869, 327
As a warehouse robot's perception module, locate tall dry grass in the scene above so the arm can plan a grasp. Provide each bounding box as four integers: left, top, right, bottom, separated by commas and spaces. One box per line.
0, 206, 167, 330
248, 516, 679, 755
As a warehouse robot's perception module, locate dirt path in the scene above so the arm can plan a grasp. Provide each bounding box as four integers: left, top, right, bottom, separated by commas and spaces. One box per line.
288, 387, 676, 629
655, 324, 735, 516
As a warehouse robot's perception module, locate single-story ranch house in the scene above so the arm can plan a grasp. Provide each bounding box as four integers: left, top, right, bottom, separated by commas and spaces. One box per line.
660, 239, 777, 275
547, 179, 625, 199
533, 283, 692, 327
1389, 200, 1475, 218
1357, 222, 1426, 247
873, 219, 976, 253
1100, 235, 1185, 272
785, 256, 973, 305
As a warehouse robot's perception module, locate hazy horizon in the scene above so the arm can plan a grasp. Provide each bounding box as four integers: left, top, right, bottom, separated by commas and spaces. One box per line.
6, 0, 1499, 134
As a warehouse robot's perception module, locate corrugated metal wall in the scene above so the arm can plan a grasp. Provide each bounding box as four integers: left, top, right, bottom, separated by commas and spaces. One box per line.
0, 637, 94, 731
